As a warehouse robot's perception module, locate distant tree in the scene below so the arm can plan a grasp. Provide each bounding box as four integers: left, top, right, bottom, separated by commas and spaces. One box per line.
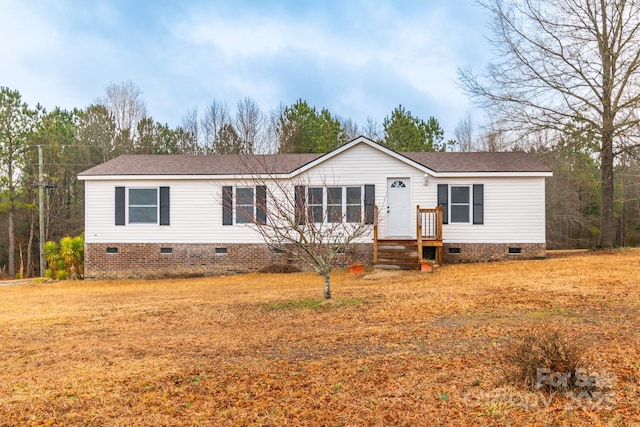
0, 87, 38, 277
202, 100, 231, 153
382, 105, 451, 152
459, 0, 640, 248
31, 108, 83, 241
276, 100, 344, 153
454, 113, 475, 152
235, 97, 264, 154
363, 116, 382, 142
216, 123, 243, 154
75, 104, 117, 164
180, 107, 200, 154
96, 81, 147, 150
533, 122, 600, 248
340, 117, 360, 142
136, 117, 185, 154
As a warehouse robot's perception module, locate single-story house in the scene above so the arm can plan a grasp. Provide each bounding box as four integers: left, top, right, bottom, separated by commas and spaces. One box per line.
78, 136, 552, 279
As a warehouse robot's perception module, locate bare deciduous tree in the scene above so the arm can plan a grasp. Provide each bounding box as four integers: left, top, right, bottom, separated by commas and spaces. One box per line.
226, 158, 373, 299
459, 0, 640, 248
363, 117, 382, 142
202, 100, 231, 153
340, 117, 360, 142
454, 112, 475, 152
235, 97, 264, 154
97, 81, 147, 147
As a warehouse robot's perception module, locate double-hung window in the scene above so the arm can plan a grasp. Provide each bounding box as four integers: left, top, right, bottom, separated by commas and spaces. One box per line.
115, 186, 170, 226
346, 187, 362, 222
327, 187, 343, 223
450, 186, 470, 223
236, 187, 255, 224
308, 187, 324, 223
128, 189, 158, 224
306, 186, 365, 224
437, 184, 483, 225
295, 184, 375, 225
222, 185, 267, 225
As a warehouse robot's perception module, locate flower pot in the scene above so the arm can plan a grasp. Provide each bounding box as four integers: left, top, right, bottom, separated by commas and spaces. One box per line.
349, 264, 364, 275
420, 261, 434, 272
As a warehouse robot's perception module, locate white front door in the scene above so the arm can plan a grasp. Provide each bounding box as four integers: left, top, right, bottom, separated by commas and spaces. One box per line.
387, 178, 411, 237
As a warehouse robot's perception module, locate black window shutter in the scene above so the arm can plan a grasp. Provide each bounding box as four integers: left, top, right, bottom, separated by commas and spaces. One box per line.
294, 185, 306, 225
255, 186, 267, 224
115, 187, 125, 225
473, 184, 484, 225
222, 186, 233, 225
159, 187, 170, 225
364, 184, 375, 224
437, 184, 448, 225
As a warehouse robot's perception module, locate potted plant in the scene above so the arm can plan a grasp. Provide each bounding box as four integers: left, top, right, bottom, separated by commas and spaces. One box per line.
420, 260, 434, 272
348, 264, 364, 275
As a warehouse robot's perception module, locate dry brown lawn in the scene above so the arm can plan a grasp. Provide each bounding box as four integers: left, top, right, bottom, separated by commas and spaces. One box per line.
1, 250, 639, 426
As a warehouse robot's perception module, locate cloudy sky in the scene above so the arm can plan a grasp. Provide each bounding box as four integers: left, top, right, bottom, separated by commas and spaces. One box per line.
0, 0, 491, 138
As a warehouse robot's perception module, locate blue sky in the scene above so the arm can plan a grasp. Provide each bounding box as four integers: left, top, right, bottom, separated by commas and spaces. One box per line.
0, 0, 491, 137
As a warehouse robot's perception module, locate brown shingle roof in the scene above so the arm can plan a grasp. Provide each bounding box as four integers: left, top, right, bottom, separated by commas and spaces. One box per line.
78, 153, 322, 176
403, 151, 552, 173
78, 146, 551, 177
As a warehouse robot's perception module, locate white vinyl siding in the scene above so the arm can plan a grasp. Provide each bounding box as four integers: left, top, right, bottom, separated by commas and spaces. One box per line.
83, 142, 548, 246
439, 178, 546, 244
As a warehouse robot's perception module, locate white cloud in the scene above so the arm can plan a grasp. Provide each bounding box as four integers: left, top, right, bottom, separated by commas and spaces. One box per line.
0, 0, 490, 135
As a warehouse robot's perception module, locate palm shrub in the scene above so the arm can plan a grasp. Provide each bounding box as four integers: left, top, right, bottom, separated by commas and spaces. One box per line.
71, 234, 84, 278
44, 240, 60, 279
44, 233, 84, 280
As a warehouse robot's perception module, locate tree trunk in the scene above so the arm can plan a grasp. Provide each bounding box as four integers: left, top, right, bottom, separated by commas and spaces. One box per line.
323, 272, 331, 300
599, 126, 616, 247
26, 210, 35, 278
8, 206, 15, 277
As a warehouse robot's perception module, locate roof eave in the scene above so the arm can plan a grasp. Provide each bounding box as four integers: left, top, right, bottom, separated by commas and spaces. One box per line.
431, 171, 553, 178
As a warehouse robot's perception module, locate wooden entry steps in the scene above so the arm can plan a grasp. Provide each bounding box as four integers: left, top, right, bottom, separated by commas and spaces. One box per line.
375, 239, 420, 270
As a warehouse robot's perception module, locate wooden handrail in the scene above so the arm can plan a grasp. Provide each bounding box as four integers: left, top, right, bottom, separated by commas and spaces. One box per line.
416, 205, 443, 264
417, 206, 443, 240
373, 205, 379, 264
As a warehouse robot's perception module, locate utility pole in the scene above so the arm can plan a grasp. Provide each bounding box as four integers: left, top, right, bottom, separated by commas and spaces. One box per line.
38, 145, 45, 277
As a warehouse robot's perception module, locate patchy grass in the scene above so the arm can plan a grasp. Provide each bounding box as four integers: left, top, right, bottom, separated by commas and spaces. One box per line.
262, 296, 369, 311
1, 250, 640, 425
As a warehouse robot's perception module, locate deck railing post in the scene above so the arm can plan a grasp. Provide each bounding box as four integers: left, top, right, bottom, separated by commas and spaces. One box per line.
416, 205, 423, 261
373, 205, 378, 264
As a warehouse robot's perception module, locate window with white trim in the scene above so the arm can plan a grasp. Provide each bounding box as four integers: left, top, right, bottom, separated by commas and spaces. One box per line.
346, 187, 362, 222
128, 188, 158, 224
450, 186, 470, 223
308, 187, 324, 223
236, 187, 255, 224
327, 187, 342, 223
306, 186, 365, 224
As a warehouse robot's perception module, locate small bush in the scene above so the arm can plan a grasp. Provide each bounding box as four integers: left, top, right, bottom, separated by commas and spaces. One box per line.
55, 270, 70, 280
500, 329, 584, 391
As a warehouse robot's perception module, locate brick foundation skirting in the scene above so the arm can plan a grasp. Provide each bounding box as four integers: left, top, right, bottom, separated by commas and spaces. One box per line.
85, 242, 545, 279
441, 243, 546, 264
85, 243, 374, 279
